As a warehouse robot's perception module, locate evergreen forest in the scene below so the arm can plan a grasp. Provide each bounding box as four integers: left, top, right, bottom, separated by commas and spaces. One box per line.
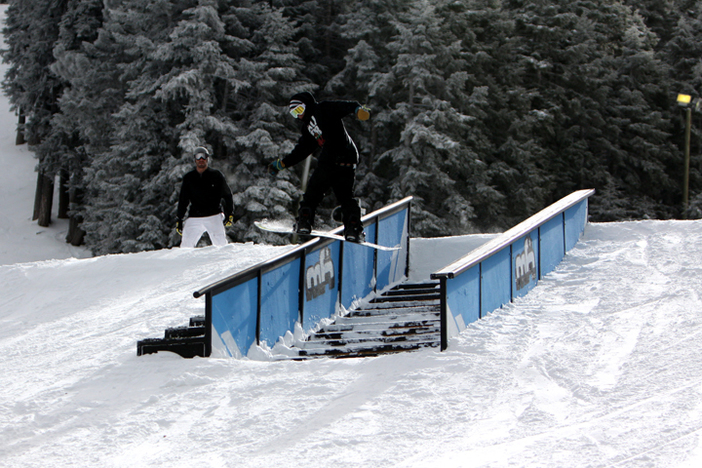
3, 0, 702, 255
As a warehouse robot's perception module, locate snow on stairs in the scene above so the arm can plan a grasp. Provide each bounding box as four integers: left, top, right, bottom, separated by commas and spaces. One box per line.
296, 282, 441, 359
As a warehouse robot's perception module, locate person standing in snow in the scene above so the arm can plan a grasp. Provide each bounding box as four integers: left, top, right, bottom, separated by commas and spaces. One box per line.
176, 147, 234, 248
267, 92, 371, 243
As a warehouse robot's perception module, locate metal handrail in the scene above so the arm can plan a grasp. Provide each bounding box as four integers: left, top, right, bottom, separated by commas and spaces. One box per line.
431, 189, 595, 280
193, 196, 414, 298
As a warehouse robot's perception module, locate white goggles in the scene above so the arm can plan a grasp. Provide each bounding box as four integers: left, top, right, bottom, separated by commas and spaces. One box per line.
289, 101, 306, 118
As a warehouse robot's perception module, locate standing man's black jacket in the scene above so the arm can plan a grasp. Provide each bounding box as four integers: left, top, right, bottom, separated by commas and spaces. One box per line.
177, 167, 233, 220
282, 93, 360, 169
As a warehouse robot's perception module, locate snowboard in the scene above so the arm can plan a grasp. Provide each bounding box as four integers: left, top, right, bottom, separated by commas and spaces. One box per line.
254, 220, 400, 251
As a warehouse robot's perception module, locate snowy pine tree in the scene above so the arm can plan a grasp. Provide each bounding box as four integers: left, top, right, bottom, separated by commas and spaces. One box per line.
2, 0, 70, 227
360, 0, 492, 236
51, 0, 106, 244
224, 2, 312, 242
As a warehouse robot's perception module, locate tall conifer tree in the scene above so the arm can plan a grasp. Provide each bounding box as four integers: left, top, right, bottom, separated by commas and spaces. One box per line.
366, 0, 482, 236
225, 2, 312, 241
2, 0, 69, 226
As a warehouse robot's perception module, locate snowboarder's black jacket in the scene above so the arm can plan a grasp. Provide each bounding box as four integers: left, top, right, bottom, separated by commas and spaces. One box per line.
282, 92, 361, 168
177, 168, 233, 220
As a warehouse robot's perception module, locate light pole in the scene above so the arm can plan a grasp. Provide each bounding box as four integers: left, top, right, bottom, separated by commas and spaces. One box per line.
677, 94, 698, 215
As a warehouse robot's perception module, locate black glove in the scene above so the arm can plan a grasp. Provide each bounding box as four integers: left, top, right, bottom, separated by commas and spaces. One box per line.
176, 219, 183, 235
267, 158, 285, 175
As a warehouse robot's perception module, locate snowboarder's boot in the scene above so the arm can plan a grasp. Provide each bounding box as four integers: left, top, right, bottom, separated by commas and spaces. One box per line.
295, 206, 313, 235
342, 199, 365, 243
344, 216, 365, 243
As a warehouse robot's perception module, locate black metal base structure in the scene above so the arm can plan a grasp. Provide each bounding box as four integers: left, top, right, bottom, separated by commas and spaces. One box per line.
136, 315, 207, 359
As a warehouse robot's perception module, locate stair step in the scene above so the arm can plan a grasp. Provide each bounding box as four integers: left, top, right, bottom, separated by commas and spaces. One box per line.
312, 325, 439, 341
189, 315, 205, 327
370, 293, 440, 303
340, 309, 440, 319
302, 332, 440, 349
351, 305, 439, 317
318, 314, 439, 333
391, 282, 439, 290
362, 302, 439, 312
310, 329, 439, 344
382, 287, 440, 296
165, 325, 205, 339
298, 340, 440, 358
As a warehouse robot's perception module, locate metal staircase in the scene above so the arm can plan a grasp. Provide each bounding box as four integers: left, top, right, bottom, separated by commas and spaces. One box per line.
138, 282, 442, 360
296, 281, 441, 358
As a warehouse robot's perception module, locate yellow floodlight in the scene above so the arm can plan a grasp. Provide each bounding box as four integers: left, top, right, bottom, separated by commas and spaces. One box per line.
678, 94, 692, 106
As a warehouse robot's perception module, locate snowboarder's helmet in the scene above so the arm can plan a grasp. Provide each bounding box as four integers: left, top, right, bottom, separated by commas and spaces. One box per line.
193, 147, 209, 160
289, 100, 306, 118
289, 92, 316, 119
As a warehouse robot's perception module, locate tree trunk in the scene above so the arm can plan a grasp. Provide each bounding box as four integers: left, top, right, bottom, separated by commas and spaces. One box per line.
37, 172, 54, 227
33, 170, 43, 221
66, 188, 85, 246
16, 111, 25, 145
66, 216, 85, 246
58, 170, 69, 219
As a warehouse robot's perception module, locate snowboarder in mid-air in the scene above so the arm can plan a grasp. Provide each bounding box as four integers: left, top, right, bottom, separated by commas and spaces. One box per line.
267, 92, 371, 243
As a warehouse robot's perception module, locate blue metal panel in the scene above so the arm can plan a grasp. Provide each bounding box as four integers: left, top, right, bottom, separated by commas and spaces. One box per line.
259, 258, 301, 347
446, 265, 480, 333
377, 210, 408, 290
540, 215, 565, 276
211, 278, 258, 358
341, 223, 376, 308
512, 231, 539, 298
481, 247, 512, 316
302, 241, 341, 332
565, 200, 587, 251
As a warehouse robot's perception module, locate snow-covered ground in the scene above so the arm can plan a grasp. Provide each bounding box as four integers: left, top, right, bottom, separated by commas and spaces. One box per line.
3, 6, 702, 468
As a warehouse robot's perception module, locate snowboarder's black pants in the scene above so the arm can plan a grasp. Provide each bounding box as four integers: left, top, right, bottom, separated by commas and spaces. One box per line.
299, 163, 361, 226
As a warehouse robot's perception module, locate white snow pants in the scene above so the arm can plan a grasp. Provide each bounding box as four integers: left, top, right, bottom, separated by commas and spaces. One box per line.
180, 213, 228, 248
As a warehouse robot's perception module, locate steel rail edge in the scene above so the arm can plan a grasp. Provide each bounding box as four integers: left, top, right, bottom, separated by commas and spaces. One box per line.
430, 189, 595, 280
193, 196, 414, 299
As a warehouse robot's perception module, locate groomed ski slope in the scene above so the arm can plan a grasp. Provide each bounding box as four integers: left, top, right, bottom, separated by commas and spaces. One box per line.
3, 215, 702, 468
